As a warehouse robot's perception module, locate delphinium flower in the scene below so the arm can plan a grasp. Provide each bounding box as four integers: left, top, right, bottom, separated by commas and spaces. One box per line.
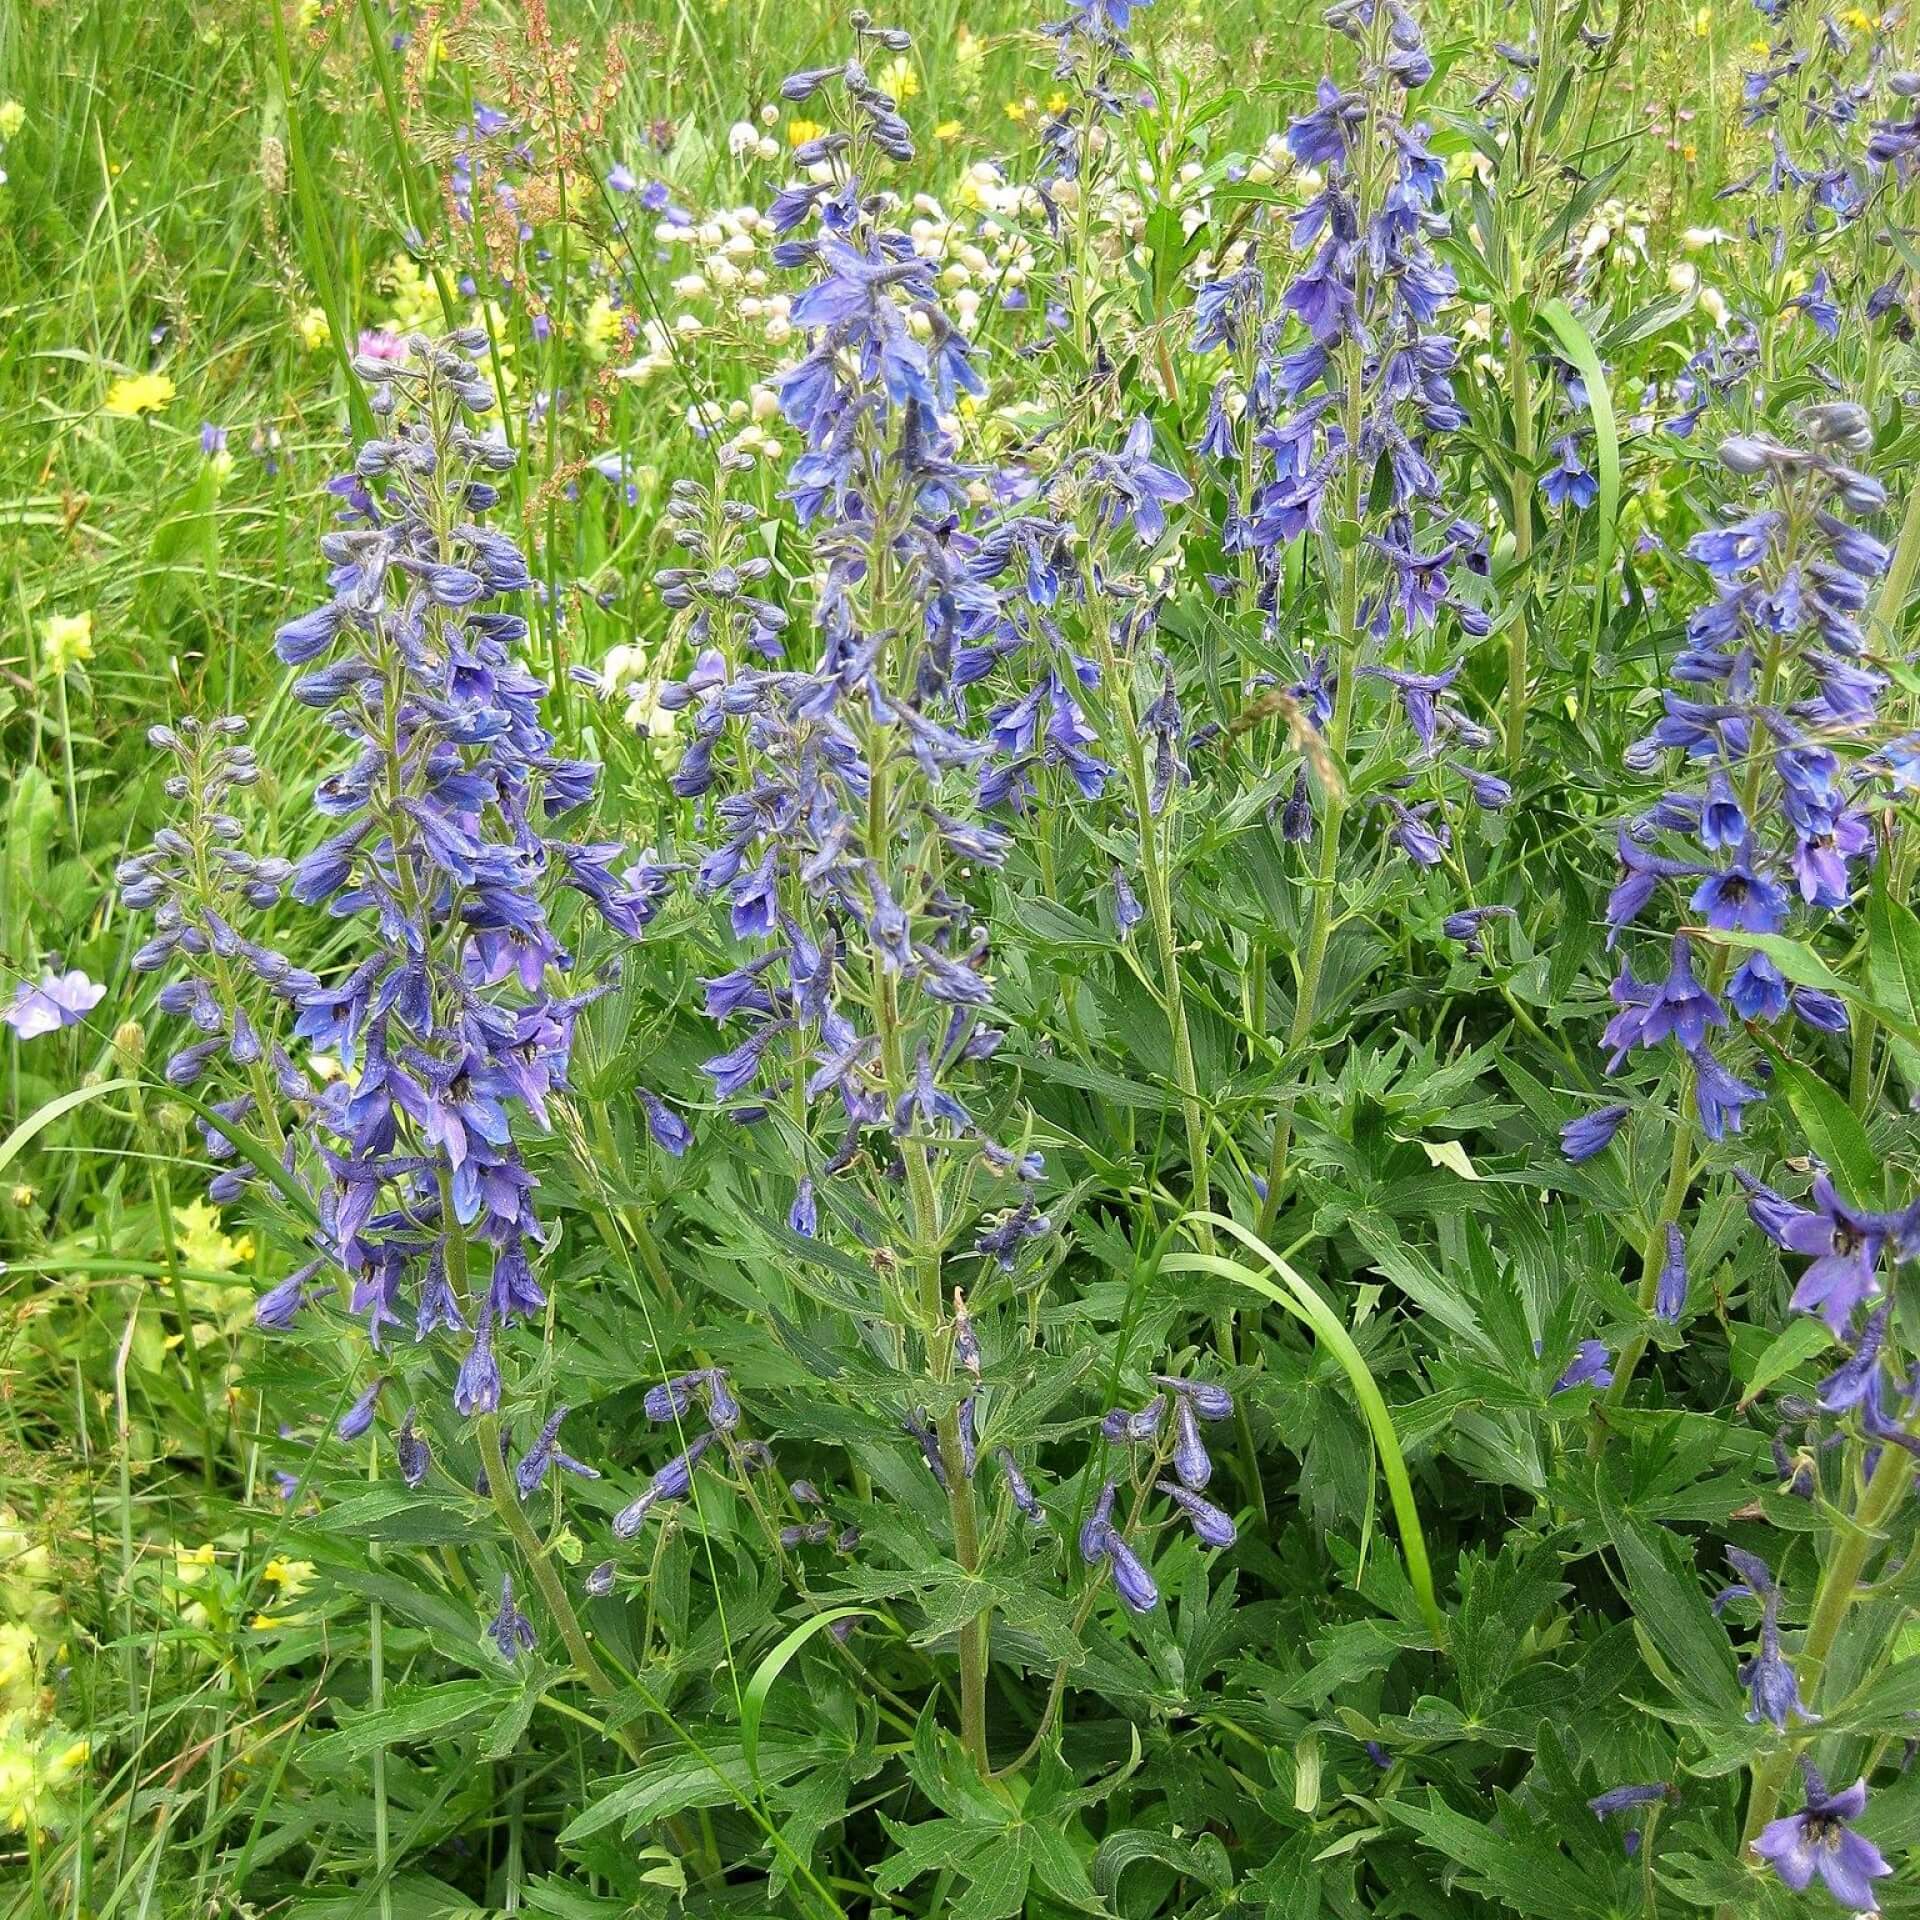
656, 14, 1050, 1773
1752, 1767, 1892, 1911
1593, 415, 1889, 1402
1719, 1547, 1818, 1731
124, 336, 660, 1478
1184, 0, 1495, 1218
1724, 3, 1897, 325
612, 1368, 752, 1538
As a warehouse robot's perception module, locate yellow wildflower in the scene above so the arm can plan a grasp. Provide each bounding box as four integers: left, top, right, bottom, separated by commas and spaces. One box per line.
935, 120, 964, 142
0, 101, 23, 139
102, 372, 175, 418
0, 1711, 89, 1835
0, 1624, 36, 1709
581, 293, 625, 360
876, 55, 920, 101
295, 305, 331, 352
1690, 5, 1712, 34
172, 1198, 252, 1272
262, 1558, 315, 1600
381, 252, 444, 333
1005, 98, 1032, 123
39, 612, 93, 674
174, 1542, 216, 1586
787, 117, 823, 147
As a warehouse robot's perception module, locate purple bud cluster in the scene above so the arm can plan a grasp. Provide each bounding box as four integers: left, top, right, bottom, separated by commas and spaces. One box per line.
1085, 1374, 1238, 1612
614, 1367, 753, 1538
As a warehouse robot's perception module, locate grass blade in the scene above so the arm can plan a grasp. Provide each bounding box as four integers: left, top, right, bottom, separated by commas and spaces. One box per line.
1166, 1210, 1445, 1646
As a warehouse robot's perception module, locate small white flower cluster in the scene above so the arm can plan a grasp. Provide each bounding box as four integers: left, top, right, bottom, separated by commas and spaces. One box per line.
613, 201, 793, 404
597, 642, 680, 739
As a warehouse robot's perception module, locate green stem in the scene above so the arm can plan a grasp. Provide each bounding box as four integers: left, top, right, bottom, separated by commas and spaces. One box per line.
1504, 303, 1536, 773
1259, 527, 1361, 1231
1847, 478, 1920, 1107
1595, 1098, 1694, 1428
439, 1179, 644, 1764
1725, 1439, 1916, 1919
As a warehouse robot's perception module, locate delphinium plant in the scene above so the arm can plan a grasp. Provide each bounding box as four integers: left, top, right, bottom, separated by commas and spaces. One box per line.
642, 12, 1056, 1774
1185, 0, 1503, 1226
121, 330, 665, 1704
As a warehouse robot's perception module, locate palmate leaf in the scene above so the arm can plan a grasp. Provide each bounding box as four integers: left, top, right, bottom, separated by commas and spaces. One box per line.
875, 1725, 1109, 1920
1389, 1791, 1615, 1920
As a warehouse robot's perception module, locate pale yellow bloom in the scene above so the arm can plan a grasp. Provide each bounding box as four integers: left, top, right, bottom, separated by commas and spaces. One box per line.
172, 1198, 253, 1272
0, 101, 24, 139
954, 24, 985, 89
787, 117, 823, 148
295, 306, 331, 352
0, 1710, 89, 1834
0, 1625, 36, 1709
935, 120, 964, 143
173, 1542, 216, 1586
1691, 5, 1713, 36
39, 612, 92, 674
876, 55, 919, 101
581, 294, 625, 360
262, 1558, 315, 1600
102, 372, 175, 418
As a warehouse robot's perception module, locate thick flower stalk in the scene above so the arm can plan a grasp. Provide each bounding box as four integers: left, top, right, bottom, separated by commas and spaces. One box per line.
1581, 413, 1888, 1405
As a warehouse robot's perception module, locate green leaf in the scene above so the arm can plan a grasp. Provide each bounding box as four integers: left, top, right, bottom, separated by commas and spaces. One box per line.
1760, 1046, 1884, 1208
0, 1078, 133, 1178
1537, 298, 1620, 654
1391, 1793, 1612, 1919
1735, 1316, 1833, 1408
301, 1681, 502, 1767
1867, 873, 1920, 1087
1597, 1486, 1741, 1713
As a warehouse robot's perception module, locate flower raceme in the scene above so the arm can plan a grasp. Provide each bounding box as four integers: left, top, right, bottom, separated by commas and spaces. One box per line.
1601, 417, 1889, 1136
126, 332, 661, 1429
